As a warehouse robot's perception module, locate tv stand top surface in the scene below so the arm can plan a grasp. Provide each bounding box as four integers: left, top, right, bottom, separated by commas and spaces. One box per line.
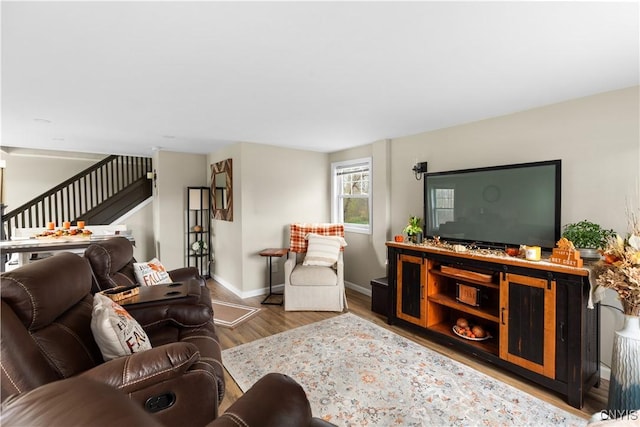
386, 241, 589, 277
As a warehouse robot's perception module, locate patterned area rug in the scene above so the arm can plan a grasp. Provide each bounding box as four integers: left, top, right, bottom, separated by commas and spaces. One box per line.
212, 300, 260, 328
222, 313, 587, 426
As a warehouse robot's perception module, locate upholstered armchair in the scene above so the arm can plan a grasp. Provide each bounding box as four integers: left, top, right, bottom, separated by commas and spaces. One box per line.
284, 223, 348, 312
0, 252, 224, 427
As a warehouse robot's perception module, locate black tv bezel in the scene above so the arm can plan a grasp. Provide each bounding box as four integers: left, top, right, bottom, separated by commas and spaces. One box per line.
423, 159, 562, 252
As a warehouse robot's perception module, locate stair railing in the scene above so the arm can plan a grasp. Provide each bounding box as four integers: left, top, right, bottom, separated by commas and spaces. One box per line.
2, 155, 152, 240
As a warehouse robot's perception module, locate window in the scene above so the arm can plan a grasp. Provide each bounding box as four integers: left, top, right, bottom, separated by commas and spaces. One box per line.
431, 188, 455, 227
331, 157, 372, 234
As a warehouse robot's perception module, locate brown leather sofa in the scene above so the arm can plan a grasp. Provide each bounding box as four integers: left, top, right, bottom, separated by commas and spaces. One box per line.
1, 252, 224, 426
83, 236, 219, 356
1, 373, 336, 427
84, 236, 207, 290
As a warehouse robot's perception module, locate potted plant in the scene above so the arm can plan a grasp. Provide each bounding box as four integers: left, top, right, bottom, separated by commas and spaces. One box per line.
403, 216, 423, 244
192, 240, 208, 253
561, 220, 615, 259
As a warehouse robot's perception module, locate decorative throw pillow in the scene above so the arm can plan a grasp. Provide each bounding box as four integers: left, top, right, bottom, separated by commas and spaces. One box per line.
133, 258, 172, 286
91, 293, 152, 361
302, 233, 347, 267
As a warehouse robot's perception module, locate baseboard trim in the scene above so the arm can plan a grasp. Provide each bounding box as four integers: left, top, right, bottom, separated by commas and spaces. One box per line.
346, 281, 371, 297
600, 364, 610, 382
211, 274, 283, 299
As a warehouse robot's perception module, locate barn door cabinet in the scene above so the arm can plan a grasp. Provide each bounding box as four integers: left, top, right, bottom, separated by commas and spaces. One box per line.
396, 254, 428, 327
386, 242, 600, 409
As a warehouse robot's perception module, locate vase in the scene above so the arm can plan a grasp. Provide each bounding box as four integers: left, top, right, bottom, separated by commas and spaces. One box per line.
408, 232, 423, 244
607, 314, 640, 415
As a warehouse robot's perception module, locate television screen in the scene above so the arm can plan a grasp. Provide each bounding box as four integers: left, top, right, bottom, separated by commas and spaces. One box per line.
424, 160, 561, 251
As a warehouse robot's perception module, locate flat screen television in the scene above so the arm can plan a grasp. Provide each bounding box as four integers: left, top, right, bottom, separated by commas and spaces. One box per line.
424, 160, 561, 252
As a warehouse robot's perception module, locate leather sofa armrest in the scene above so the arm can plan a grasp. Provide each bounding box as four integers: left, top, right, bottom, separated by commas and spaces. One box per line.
129, 301, 213, 329
80, 342, 199, 393
126, 280, 213, 328
210, 373, 321, 427
169, 266, 205, 285
1, 377, 164, 427
0, 374, 335, 427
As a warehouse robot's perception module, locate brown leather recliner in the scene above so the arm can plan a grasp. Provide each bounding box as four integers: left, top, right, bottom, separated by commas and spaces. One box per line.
84, 236, 207, 291
0, 252, 224, 427
1, 373, 337, 427
83, 236, 219, 350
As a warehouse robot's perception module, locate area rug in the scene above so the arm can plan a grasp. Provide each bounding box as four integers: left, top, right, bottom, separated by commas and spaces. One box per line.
212, 300, 260, 328
222, 313, 587, 426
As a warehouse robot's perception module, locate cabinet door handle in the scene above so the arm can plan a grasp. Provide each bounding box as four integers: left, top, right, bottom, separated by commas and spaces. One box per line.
560, 322, 566, 342
501, 307, 506, 325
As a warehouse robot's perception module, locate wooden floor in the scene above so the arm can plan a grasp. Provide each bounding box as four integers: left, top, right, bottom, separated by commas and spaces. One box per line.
207, 280, 606, 420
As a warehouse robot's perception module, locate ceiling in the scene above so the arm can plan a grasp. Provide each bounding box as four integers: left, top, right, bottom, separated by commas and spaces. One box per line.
2, 1, 638, 158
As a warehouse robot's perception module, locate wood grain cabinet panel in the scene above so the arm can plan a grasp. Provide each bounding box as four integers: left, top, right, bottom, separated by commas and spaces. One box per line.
386, 242, 599, 409
396, 254, 427, 327
499, 273, 556, 378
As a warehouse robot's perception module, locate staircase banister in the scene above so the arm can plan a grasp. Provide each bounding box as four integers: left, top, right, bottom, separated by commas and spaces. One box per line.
2, 155, 119, 218
2, 155, 153, 221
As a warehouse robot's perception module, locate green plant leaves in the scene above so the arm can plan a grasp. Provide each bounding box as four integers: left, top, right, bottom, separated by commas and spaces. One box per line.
562, 220, 615, 249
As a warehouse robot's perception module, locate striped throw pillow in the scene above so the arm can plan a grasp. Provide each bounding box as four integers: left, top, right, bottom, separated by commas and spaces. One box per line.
302, 233, 347, 267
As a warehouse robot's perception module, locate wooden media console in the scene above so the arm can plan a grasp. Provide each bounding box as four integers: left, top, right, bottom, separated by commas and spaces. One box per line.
386, 241, 600, 409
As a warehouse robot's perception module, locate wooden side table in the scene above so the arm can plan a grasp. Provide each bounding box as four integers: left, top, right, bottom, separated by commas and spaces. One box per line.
259, 248, 288, 305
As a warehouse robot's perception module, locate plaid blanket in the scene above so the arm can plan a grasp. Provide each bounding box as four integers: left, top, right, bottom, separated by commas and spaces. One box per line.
289, 223, 345, 253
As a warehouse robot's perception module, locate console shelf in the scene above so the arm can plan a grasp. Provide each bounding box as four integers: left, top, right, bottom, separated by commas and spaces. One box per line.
429, 321, 499, 355
431, 269, 500, 290
386, 241, 600, 409
428, 293, 499, 323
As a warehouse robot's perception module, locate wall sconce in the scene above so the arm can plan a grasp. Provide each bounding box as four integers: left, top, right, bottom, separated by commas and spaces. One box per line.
412, 161, 428, 180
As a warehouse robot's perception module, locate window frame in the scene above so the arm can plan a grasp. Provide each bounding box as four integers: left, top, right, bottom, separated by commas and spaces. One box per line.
331, 157, 372, 234
431, 187, 455, 229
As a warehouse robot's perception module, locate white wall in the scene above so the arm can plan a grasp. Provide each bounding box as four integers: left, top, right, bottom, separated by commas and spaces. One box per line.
389, 87, 639, 238
1, 148, 156, 262
339, 86, 639, 373
1, 149, 105, 210
329, 140, 390, 292
4, 87, 637, 374
332, 89, 639, 293
116, 199, 155, 262
153, 150, 209, 270
209, 142, 329, 297
207, 143, 243, 291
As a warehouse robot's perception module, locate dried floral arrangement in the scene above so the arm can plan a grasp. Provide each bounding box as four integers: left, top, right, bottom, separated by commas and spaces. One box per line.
593, 211, 640, 316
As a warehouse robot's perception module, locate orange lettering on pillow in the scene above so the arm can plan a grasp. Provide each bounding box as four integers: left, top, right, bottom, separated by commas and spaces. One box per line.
112, 303, 133, 319
143, 271, 165, 286
148, 262, 165, 272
